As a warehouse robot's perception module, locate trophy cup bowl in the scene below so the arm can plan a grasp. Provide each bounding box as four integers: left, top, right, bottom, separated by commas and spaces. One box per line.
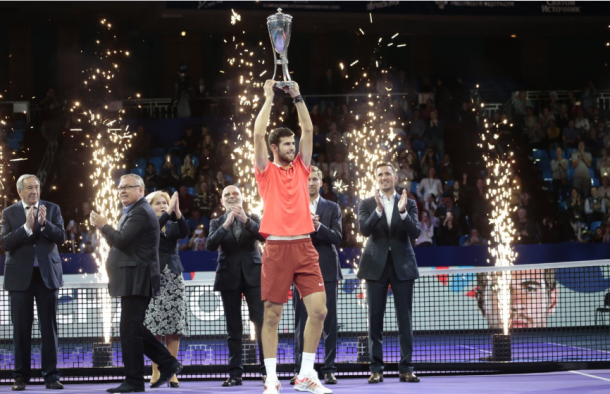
267, 8, 294, 90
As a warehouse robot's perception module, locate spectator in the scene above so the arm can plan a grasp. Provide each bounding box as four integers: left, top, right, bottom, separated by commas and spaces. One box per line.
546, 119, 562, 150
424, 194, 438, 214
514, 207, 540, 244
180, 154, 197, 186
178, 185, 195, 214
212, 170, 228, 195
409, 109, 426, 140
463, 228, 488, 246
512, 91, 532, 119
310, 104, 325, 131
201, 134, 215, 153
585, 186, 607, 226
540, 216, 563, 244
198, 147, 214, 175
597, 148, 608, 176
522, 107, 538, 135
329, 153, 350, 182
172, 64, 193, 118
548, 91, 561, 117
187, 226, 207, 251
568, 187, 585, 221
551, 147, 569, 202
396, 159, 415, 191
420, 148, 438, 180
417, 167, 443, 202
144, 163, 161, 190
312, 125, 326, 155
562, 119, 579, 151
604, 223, 610, 243
556, 103, 571, 130
437, 211, 460, 246
566, 90, 578, 116
599, 176, 610, 205
321, 181, 338, 203
581, 81, 597, 112
326, 132, 347, 162
527, 119, 546, 148
468, 177, 491, 237
405, 151, 421, 180
451, 178, 469, 208
574, 109, 590, 134
421, 98, 436, 121
584, 124, 602, 156
312, 153, 330, 178
415, 210, 434, 247
160, 154, 180, 189
592, 225, 604, 243
566, 208, 585, 243
571, 141, 592, 198
174, 126, 200, 157
539, 107, 556, 130
186, 209, 207, 233
194, 179, 216, 219
591, 107, 606, 130
437, 154, 454, 182
436, 192, 465, 233
424, 110, 444, 159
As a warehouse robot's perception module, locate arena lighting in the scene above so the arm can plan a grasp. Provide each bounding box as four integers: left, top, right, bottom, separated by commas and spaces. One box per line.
181, 31, 186, 36
511, 34, 517, 38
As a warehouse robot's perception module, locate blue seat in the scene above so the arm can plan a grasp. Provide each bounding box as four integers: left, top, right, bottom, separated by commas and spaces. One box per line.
558, 201, 567, 212
411, 140, 426, 152
9, 130, 24, 141
7, 139, 20, 151
411, 181, 419, 194
191, 156, 199, 167
459, 235, 468, 246
133, 157, 146, 168
590, 221, 603, 231
542, 168, 553, 181
171, 156, 182, 176
337, 193, 350, 207
592, 178, 600, 187
549, 149, 566, 160
589, 168, 595, 179
149, 157, 164, 171
147, 187, 157, 192
567, 167, 575, 180
186, 187, 195, 196
150, 147, 166, 157
536, 158, 551, 171
533, 149, 548, 160
446, 180, 454, 187
130, 167, 145, 177
567, 148, 577, 159
164, 187, 176, 195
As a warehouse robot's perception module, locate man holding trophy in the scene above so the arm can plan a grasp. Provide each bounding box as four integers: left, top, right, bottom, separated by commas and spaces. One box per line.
251, 9, 332, 394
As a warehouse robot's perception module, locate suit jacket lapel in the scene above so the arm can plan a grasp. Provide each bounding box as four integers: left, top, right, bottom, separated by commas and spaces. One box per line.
376, 198, 390, 234
222, 212, 238, 243
16, 202, 27, 232
389, 196, 400, 233
316, 197, 325, 217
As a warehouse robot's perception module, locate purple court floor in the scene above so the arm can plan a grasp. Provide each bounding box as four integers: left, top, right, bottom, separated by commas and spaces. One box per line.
1, 370, 609, 393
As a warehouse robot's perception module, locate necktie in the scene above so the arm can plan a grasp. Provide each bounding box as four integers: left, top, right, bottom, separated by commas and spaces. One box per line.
232, 220, 242, 240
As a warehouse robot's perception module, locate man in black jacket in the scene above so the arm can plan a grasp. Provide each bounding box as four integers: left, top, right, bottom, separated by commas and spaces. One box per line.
357, 163, 421, 384
206, 185, 266, 387
90, 174, 182, 393
1, 174, 66, 391
291, 166, 342, 385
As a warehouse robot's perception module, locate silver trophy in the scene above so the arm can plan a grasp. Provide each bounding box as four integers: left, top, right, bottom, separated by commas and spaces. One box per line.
267, 8, 294, 89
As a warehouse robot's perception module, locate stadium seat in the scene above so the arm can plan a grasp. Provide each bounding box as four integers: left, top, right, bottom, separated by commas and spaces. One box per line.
589, 168, 595, 179
446, 180, 454, 187
532, 149, 548, 160
133, 157, 146, 168
337, 193, 350, 207
147, 187, 157, 192
459, 235, 468, 246
130, 167, 145, 177
164, 187, 176, 195
191, 156, 199, 167
590, 221, 603, 231
592, 178, 600, 187
186, 187, 195, 196
542, 168, 553, 181
7, 139, 20, 151
558, 201, 567, 212
417, 150, 424, 161
567, 167, 575, 180
536, 158, 551, 171
149, 157, 164, 171
9, 130, 24, 141
411, 181, 419, 194
411, 139, 426, 152
150, 147, 166, 157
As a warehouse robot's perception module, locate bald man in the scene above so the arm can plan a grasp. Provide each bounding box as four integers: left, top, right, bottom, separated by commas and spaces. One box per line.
206, 186, 266, 386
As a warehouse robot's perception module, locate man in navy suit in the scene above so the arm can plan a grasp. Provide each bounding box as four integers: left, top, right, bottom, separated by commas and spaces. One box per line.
206, 185, 266, 387
291, 166, 342, 385
357, 163, 421, 384
1, 174, 66, 391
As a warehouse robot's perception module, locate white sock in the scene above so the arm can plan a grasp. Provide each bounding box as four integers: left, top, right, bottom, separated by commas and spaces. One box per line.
264, 358, 277, 382
298, 352, 316, 378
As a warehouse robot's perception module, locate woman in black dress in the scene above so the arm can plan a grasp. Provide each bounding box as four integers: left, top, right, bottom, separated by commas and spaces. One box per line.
144, 191, 190, 388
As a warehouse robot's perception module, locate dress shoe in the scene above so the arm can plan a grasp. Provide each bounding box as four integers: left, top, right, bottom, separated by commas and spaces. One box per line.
399, 372, 420, 383
290, 374, 298, 385
106, 382, 145, 393
368, 372, 383, 384
262, 375, 266, 384
45, 381, 64, 389
324, 373, 337, 384
12, 377, 26, 391
168, 381, 180, 388
222, 376, 243, 387
151, 362, 183, 389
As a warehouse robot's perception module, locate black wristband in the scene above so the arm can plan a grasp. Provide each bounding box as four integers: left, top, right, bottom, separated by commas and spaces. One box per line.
293, 95, 304, 104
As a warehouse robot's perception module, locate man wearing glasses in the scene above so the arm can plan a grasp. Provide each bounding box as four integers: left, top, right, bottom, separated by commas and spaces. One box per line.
90, 174, 182, 393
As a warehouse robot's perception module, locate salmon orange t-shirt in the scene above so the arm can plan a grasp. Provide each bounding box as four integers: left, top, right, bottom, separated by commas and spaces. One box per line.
254, 153, 315, 238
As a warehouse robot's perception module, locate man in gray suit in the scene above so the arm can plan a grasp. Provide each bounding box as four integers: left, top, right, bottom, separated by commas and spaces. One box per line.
357, 163, 421, 384
90, 174, 182, 393
291, 166, 342, 385
1, 174, 66, 391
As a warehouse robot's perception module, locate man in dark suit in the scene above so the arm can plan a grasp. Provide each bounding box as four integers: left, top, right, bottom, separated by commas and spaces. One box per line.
357, 163, 421, 384
90, 174, 182, 393
1, 174, 66, 391
206, 185, 266, 387
291, 166, 342, 385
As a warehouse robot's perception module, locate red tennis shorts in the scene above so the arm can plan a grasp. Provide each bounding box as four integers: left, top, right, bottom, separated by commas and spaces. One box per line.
261, 238, 324, 304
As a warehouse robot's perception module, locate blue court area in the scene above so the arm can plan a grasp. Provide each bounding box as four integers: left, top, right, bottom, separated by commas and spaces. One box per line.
0, 370, 608, 393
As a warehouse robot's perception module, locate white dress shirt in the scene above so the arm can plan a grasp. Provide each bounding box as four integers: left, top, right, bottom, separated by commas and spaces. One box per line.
417, 178, 443, 201
21, 201, 41, 267
309, 195, 321, 231
376, 192, 408, 250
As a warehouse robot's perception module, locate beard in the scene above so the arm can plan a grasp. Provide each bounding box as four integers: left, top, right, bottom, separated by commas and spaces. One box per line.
279, 150, 295, 163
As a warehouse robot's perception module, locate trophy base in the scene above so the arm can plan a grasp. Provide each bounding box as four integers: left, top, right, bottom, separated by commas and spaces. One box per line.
274, 81, 295, 90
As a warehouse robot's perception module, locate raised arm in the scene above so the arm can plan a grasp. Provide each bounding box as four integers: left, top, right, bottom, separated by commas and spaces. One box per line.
254, 80, 275, 173
287, 83, 313, 168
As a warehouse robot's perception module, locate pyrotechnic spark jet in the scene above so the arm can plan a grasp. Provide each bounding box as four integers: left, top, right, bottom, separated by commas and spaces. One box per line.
481, 119, 517, 335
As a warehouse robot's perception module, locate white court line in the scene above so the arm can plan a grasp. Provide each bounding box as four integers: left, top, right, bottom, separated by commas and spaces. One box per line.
569, 370, 610, 383
458, 345, 492, 354
547, 342, 610, 354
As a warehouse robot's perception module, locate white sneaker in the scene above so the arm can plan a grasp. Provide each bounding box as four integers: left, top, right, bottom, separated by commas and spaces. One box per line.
294, 371, 333, 394
263, 378, 282, 394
